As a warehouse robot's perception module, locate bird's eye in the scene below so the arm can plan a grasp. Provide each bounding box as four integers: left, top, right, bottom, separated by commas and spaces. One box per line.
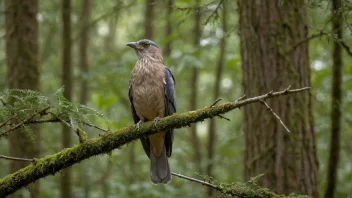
144, 42, 150, 47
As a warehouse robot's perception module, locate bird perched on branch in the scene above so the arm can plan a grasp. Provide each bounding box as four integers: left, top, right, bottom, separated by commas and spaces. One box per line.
127, 39, 176, 184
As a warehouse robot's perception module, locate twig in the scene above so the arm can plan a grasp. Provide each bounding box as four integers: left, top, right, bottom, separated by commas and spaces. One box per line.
260, 100, 291, 133
171, 172, 219, 190
0, 115, 16, 128
210, 98, 222, 107
217, 115, 230, 121
0, 155, 34, 162
203, 0, 224, 26
340, 40, 352, 57
24, 118, 110, 132
0, 106, 50, 138
84, 122, 110, 132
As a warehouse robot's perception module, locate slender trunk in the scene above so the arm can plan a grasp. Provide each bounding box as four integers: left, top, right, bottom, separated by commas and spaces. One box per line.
207, 2, 227, 196
144, 0, 154, 39
79, 0, 91, 105
5, 0, 40, 197
189, 0, 203, 174
61, 0, 73, 197
104, 0, 119, 52
325, 0, 343, 197
164, 0, 173, 56
239, 0, 319, 196
79, 0, 91, 197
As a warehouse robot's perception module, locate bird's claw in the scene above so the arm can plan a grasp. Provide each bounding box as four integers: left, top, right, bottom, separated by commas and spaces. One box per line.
136, 120, 144, 129
153, 117, 161, 127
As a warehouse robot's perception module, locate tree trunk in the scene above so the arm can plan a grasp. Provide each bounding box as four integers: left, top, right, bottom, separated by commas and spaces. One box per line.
61, 0, 73, 197
164, 0, 173, 56
207, 2, 227, 197
324, 0, 343, 197
239, 0, 319, 197
144, 0, 154, 39
79, 0, 91, 197
189, 0, 203, 174
79, 0, 91, 105
5, 0, 41, 197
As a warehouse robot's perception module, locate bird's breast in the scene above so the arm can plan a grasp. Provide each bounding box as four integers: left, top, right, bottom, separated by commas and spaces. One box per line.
131, 61, 165, 120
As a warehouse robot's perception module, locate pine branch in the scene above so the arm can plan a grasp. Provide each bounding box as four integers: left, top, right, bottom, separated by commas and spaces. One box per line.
0, 87, 310, 196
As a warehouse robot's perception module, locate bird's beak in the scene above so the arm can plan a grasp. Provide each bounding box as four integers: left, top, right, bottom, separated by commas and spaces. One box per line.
126, 42, 137, 49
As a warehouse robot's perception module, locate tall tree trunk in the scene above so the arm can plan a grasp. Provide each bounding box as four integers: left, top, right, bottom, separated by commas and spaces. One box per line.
79, 0, 91, 197
79, 0, 91, 106
61, 0, 73, 197
5, 0, 41, 197
144, 0, 154, 39
239, 0, 319, 197
325, 0, 343, 197
207, 2, 227, 197
164, 0, 174, 56
189, 0, 202, 174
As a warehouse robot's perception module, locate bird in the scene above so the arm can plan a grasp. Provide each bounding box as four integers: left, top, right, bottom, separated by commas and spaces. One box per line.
126, 39, 176, 184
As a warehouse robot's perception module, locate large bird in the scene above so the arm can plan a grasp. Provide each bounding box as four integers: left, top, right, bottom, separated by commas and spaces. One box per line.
127, 39, 176, 184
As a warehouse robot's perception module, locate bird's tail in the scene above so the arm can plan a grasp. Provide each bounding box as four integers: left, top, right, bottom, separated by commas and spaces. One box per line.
149, 145, 171, 184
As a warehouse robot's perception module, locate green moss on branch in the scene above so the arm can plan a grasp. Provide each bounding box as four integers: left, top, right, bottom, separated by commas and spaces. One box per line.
0, 87, 310, 196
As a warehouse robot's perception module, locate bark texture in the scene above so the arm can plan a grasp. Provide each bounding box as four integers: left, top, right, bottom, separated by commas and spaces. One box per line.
61, 0, 73, 197
325, 0, 343, 197
238, 0, 319, 197
5, 0, 41, 197
207, 1, 227, 196
189, 0, 202, 174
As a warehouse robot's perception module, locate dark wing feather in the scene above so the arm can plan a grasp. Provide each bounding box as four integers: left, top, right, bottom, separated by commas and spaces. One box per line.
164, 68, 176, 157
128, 81, 151, 158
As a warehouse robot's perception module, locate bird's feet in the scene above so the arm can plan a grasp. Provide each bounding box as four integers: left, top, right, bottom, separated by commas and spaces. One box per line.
136, 120, 144, 129
153, 117, 161, 127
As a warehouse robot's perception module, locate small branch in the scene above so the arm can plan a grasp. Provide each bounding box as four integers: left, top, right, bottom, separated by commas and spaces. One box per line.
340, 40, 352, 57
204, 0, 224, 26
0, 155, 34, 162
217, 115, 230, 121
260, 100, 291, 133
171, 172, 219, 190
83, 122, 110, 132
0, 106, 50, 137
24, 118, 110, 133
0, 115, 16, 128
210, 98, 222, 107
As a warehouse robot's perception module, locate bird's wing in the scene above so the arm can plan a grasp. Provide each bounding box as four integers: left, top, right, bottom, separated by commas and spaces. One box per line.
129, 80, 152, 158
128, 81, 140, 124
164, 68, 176, 157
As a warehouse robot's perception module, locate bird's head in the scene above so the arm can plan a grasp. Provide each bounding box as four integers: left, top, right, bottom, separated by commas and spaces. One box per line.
126, 39, 163, 61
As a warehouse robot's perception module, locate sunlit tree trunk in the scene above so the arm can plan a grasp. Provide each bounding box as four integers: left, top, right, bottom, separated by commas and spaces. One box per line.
79, 0, 91, 197
325, 0, 343, 197
207, 2, 227, 197
189, 0, 202, 174
61, 0, 73, 197
239, 0, 319, 197
5, 0, 41, 197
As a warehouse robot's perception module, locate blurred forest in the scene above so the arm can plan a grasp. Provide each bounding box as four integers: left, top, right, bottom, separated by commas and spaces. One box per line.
0, 0, 352, 198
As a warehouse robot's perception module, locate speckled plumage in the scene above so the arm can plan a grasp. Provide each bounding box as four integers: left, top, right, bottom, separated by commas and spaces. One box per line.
127, 39, 176, 184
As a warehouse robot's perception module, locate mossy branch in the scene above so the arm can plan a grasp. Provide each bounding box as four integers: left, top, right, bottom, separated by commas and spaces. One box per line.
0, 86, 310, 196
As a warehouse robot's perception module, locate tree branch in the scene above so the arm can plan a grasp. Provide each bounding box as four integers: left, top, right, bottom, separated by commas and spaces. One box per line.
0, 87, 310, 196
171, 172, 308, 198
0, 155, 34, 162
